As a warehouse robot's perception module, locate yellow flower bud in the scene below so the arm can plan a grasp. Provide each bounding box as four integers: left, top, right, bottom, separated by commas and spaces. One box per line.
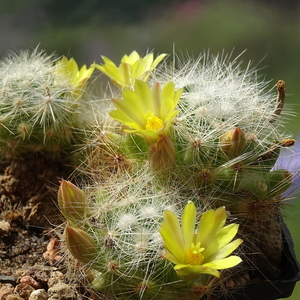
58, 180, 87, 224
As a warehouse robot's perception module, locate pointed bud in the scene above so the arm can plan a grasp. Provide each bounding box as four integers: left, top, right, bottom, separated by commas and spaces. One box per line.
220, 127, 246, 157
65, 226, 98, 265
58, 180, 87, 224
148, 134, 175, 173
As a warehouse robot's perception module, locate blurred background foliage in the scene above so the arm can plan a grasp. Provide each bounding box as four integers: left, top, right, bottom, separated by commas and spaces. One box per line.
1, 0, 300, 298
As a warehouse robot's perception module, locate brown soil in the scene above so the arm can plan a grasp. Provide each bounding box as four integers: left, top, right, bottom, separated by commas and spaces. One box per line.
0, 154, 96, 300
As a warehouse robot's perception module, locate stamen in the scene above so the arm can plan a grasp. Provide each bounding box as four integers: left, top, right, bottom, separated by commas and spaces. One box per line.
185, 242, 205, 265
145, 115, 163, 130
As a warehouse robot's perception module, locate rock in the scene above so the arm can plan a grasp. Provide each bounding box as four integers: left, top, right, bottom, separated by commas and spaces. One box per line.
20, 276, 41, 289
6, 295, 24, 300
15, 271, 27, 278
0, 221, 10, 235
0, 283, 14, 300
47, 271, 64, 288
28, 289, 48, 300
0, 276, 16, 285
48, 282, 78, 300
43, 239, 62, 265
24, 266, 53, 288
14, 283, 35, 300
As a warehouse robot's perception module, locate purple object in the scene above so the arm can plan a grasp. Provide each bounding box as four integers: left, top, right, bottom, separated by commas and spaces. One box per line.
272, 137, 300, 198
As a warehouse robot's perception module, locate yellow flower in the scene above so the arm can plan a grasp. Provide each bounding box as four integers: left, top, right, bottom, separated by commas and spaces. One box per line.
56, 56, 94, 98
110, 80, 182, 143
159, 202, 243, 279
94, 51, 167, 88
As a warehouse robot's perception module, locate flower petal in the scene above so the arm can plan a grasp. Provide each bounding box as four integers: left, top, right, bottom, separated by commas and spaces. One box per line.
151, 53, 168, 70
118, 63, 131, 86
122, 51, 140, 64
112, 92, 146, 127
174, 264, 220, 278
142, 53, 154, 70
152, 82, 162, 117
96, 51, 166, 88
131, 59, 147, 79
94, 57, 123, 84
196, 207, 226, 248
163, 210, 185, 248
159, 221, 184, 262
160, 82, 177, 118
208, 238, 243, 261
134, 80, 154, 112
202, 223, 240, 258
202, 255, 242, 270
109, 110, 143, 131
181, 201, 196, 251
163, 251, 181, 265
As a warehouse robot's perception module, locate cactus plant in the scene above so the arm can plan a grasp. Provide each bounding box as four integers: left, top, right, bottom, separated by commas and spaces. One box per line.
58, 51, 297, 299
0, 48, 94, 159
0, 47, 94, 226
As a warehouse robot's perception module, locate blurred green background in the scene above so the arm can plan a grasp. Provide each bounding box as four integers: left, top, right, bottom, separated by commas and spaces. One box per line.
1, 0, 299, 298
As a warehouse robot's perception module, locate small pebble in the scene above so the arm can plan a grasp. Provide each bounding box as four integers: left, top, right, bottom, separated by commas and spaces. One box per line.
15, 270, 28, 278
28, 289, 48, 300
0, 271, 12, 276
0, 283, 14, 300
48, 271, 64, 288
20, 276, 41, 290
14, 283, 35, 300
48, 282, 78, 300
0, 220, 10, 234
43, 238, 62, 265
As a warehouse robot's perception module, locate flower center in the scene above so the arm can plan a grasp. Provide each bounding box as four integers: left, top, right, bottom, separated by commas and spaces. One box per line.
185, 242, 205, 265
145, 114, 164, 130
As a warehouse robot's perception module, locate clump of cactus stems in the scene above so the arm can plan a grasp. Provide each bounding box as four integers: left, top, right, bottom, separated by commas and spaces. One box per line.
59, 51, 296, 299
0, 48, 94, 159
0, 47, 94, 225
